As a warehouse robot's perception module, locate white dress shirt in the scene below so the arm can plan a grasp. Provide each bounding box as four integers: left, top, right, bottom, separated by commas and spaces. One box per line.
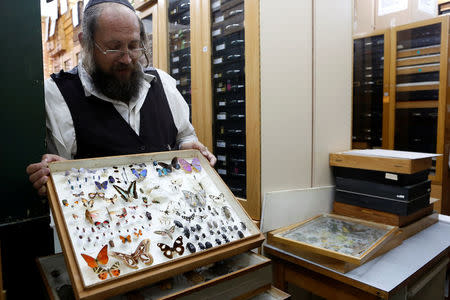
45, 63, 198, 159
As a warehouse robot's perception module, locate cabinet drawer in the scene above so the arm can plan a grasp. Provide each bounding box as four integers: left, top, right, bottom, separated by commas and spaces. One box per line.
37, 251, 272, 300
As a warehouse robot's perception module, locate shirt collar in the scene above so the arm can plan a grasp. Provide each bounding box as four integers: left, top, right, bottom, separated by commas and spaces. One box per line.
77, 62, 154, 110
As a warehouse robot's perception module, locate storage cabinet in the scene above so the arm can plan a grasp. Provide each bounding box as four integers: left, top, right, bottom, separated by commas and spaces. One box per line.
352, 16, 450, 213
352, 30, 390, 149
168, 0, 192, 115
211, 0, 247, 198
390, 17, 450, 213
137, 0, 261, 220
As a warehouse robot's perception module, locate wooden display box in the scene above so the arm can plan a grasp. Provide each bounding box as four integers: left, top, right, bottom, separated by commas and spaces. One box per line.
267, 214, 401, 273
47, 150, 264, 300
330, 149, 435, 174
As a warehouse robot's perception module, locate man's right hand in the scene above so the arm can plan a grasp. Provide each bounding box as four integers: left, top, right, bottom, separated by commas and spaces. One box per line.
26, 154, 66, 197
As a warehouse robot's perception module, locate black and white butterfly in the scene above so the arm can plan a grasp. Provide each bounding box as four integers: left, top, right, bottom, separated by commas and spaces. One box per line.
157, 236, 184, 259
113, 181, 138, 202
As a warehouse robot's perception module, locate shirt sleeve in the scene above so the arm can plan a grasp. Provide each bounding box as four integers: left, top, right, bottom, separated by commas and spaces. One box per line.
156, 69, 199, 149
45, 78, 77, 159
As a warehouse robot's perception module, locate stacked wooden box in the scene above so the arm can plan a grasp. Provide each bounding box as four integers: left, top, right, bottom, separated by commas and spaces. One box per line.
330, 150, 436, 228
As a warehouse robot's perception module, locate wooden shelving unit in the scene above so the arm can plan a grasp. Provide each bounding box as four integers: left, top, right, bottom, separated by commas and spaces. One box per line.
389, 16, 450, 213
353, 16, 450, 213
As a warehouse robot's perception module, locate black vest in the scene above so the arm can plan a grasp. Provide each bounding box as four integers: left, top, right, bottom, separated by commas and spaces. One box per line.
50, 67, 178, 159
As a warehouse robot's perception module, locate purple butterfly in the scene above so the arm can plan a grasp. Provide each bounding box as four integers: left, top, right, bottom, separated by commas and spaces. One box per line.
95, 181, 108, 190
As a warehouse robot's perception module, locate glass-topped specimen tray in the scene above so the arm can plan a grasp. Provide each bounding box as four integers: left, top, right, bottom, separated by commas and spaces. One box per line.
267, 214, 398, 266
47, 149, 264, 300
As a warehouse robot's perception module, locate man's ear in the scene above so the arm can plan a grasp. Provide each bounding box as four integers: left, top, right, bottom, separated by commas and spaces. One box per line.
78, 32, 84, 47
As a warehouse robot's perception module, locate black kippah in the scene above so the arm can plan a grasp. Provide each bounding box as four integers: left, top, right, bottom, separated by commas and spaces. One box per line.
85, 0, 135, 12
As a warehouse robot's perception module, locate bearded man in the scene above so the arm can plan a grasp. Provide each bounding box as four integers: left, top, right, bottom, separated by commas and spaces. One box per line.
27, 0, 216, 196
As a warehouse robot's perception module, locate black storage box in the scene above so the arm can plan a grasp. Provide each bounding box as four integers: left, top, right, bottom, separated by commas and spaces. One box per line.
334, 167, 429, 186
335, 190, 430, 216
335, 177, 431, 201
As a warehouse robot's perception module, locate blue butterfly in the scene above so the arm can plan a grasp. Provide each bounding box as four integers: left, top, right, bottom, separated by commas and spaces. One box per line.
95, 181, 108, 190
131, 168, 147, 180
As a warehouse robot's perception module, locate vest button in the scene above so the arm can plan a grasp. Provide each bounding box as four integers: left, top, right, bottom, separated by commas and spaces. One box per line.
139, 145, 146, 151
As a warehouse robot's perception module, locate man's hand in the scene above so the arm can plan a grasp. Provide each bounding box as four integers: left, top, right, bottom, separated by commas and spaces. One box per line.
180, 141, 217, 166
26, 154, 66, 197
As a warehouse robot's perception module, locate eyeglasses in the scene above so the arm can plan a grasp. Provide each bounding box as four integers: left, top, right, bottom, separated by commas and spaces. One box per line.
95, 42, 147, 60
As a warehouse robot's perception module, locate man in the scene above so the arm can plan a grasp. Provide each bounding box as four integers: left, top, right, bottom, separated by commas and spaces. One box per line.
27, 0, 216, 196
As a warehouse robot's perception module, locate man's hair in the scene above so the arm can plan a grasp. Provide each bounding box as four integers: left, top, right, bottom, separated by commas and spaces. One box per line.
80, 3, 150, 73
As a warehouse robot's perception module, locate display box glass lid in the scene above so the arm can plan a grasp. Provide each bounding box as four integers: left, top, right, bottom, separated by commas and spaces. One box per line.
47, 150, 264, 299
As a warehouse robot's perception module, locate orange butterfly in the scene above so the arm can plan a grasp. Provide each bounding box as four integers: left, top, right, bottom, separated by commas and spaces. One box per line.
133, 229, 142, 238
80, 245, 120, 280
119, 235, 131, 243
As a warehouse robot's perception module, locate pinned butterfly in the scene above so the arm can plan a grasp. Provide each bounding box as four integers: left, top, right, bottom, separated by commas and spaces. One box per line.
131, 168, 147, 181
111, 239, 154, 269
178, 157, 202, 173
113, 181, 138, 202
157, 236, 185, 259
81, 245, 120, 280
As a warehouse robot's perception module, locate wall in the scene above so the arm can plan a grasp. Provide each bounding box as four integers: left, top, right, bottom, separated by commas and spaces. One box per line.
260, 0, 313, 192
260, 0, 352, 222
260, 0, 352, 192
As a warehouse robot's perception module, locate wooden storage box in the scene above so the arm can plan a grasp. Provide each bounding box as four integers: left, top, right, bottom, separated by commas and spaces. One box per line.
46, 150, 264, 299
329, 149, 435, 174
37, 251, 280, 300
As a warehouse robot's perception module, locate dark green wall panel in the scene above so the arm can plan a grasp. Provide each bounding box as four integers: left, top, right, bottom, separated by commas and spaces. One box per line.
0, 1, 47, 221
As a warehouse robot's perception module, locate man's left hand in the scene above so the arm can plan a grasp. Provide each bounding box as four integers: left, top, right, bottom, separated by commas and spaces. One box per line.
180, 141, 217, 166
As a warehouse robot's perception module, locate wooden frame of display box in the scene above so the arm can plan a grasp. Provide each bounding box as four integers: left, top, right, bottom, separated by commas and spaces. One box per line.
47, 149, 264, 300
267, 214, 400, 272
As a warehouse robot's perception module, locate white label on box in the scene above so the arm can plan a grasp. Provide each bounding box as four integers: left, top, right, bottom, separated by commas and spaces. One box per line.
217, 141, 226, 147
172, 56, 179, 63
396, 194, 405, 199
215, 15, 224, 23
216, 43, 226, 51
219, 101, 226, 106
212, 29, 222, 36
218, 169, 227, 175
217, 113, 226, 120
172, 68, 179, 74
218, 155, 226, 161
378, 0, 407, 16
212, 1, 220, 10
213, 57, 223, 64
176, 80, 180, 85
385, 173, 398, 181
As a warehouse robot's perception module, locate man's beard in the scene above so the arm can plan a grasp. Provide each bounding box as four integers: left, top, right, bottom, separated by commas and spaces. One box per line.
91, 62, 143, 104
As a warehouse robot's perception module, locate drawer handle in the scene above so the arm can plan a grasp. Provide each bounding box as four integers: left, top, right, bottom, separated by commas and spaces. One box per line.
229, 9, 243, 16
226, 69, 241, 74
227, 54, 241, 59
231, 39, 244, 45
225, 23, 241, 30
179, 2, 189, 8
182, 16, 190, 21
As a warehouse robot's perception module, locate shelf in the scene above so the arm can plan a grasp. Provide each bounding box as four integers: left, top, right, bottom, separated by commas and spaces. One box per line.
396, 82, 439, 92
396, 54, 440, 67
397, 45, 440, 58
396, 63, 440, 75
395, 101, 439, 109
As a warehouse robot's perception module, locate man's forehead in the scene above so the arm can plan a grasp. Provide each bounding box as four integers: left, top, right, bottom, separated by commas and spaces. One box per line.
95, 5, 140, 38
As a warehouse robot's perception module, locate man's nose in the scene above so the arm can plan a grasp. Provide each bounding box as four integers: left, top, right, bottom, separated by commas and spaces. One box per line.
118, 51, 132, 64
